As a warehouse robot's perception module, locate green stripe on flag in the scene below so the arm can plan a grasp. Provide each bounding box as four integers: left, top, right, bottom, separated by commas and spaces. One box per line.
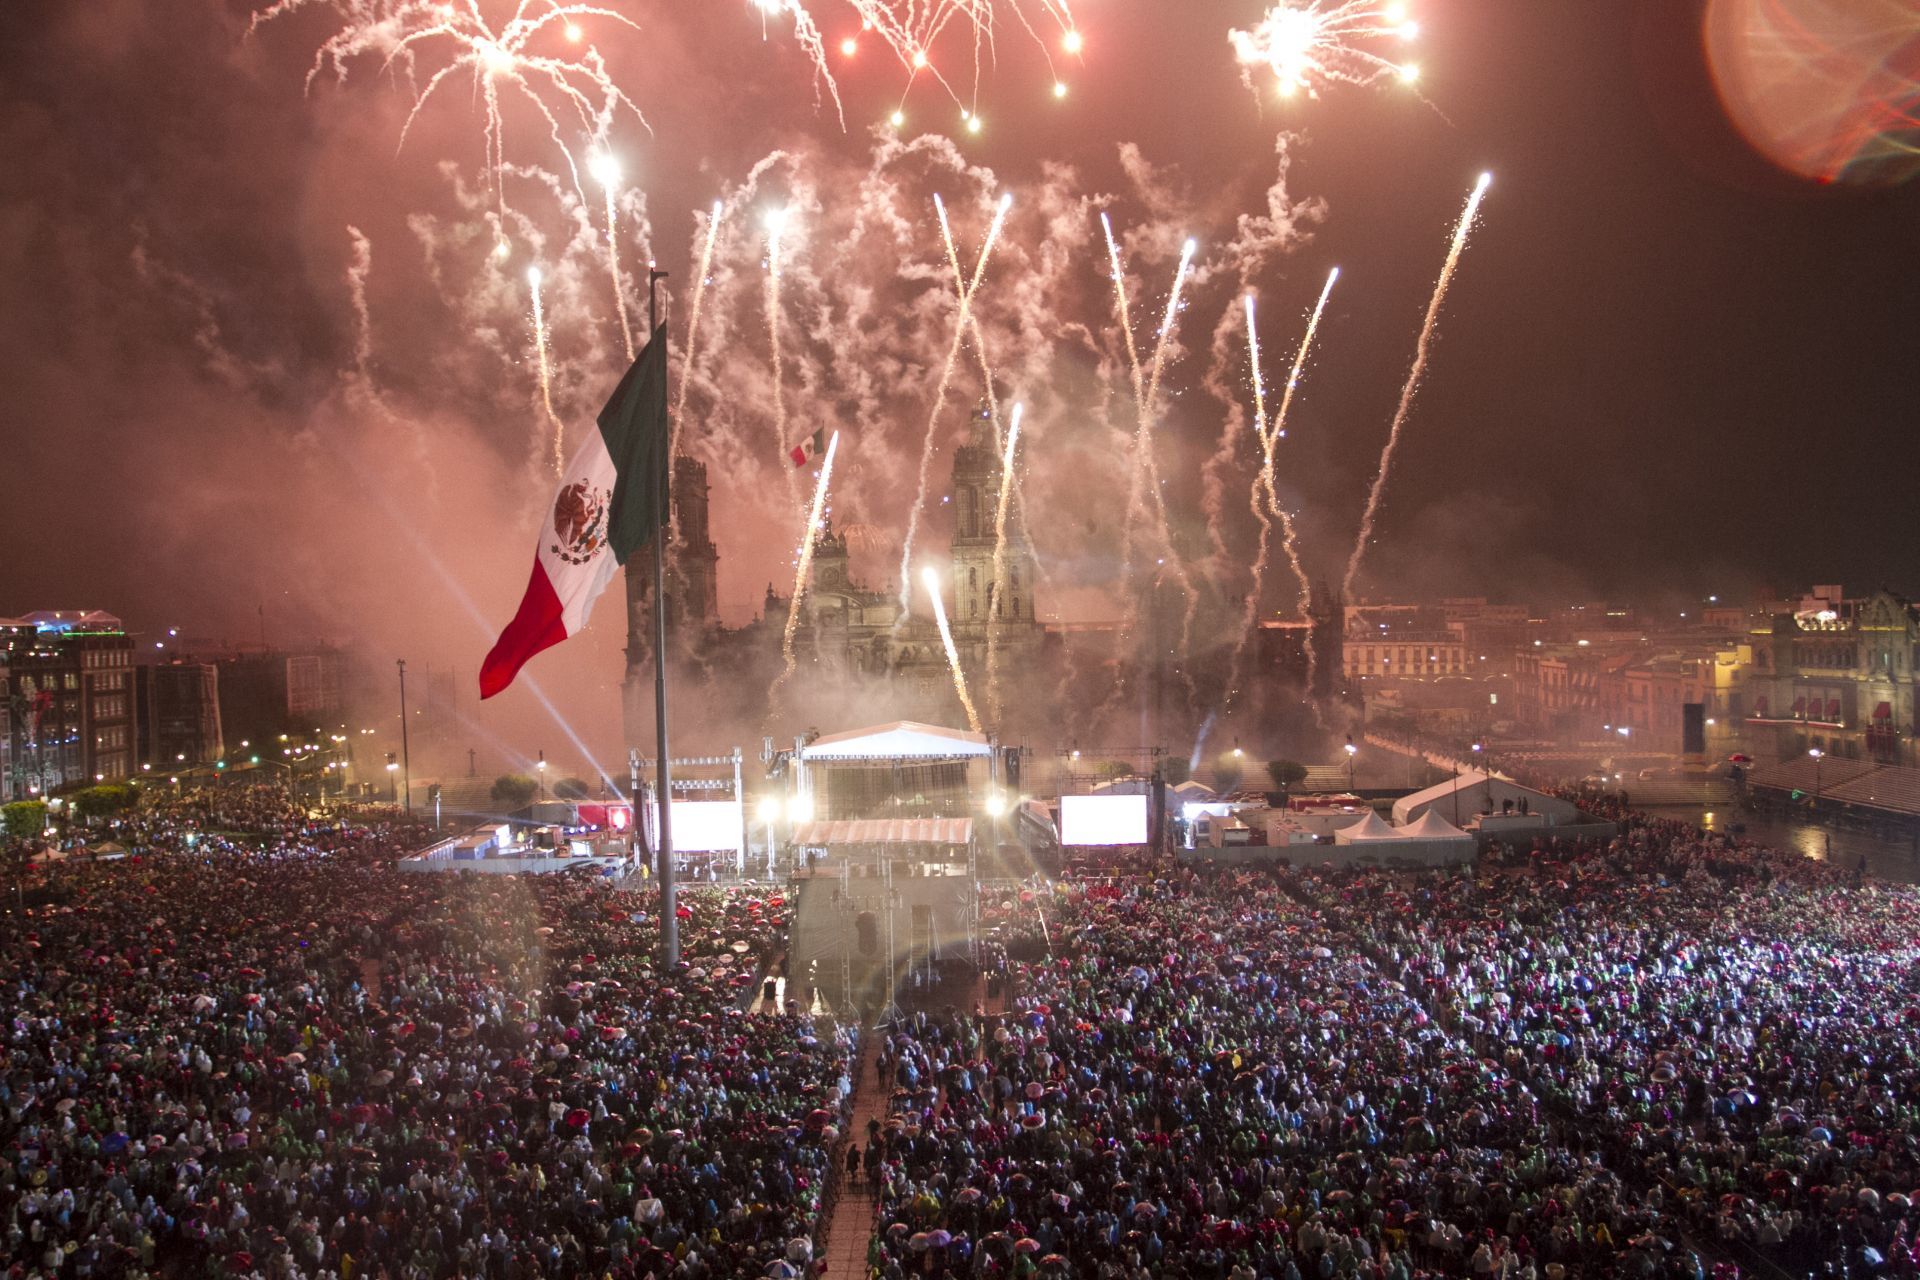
597, 326, 671, 564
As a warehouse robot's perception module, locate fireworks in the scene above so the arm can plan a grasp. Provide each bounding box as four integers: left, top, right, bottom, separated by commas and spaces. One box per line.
898, 190, 1012, 617
764, 205, 799, 514
1228, 0, 1421, 101
985, 402, 1022, 728
923, 566, 983, 733
774, 0, 1084, 124
251, 0, 647, 209
669, 200, 725, 462
1264, 265, 1339, 617
1344, 172, 1492, 601
1108, 223, 1199, 657
777, 429, 842, 691
527, 265, 564, 476
591, 151, 635, 361
1229, 268, 1336, 705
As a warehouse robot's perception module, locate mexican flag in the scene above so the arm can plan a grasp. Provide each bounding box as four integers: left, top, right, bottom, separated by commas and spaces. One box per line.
479, 328, 670, 699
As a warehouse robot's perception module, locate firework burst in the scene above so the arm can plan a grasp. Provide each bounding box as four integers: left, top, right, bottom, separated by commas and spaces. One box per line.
1227, 0, 1421, 101
251, 0, 647, 208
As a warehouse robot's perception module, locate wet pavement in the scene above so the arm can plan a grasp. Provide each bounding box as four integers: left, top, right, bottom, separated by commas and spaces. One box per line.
1640, 803, 1920, 885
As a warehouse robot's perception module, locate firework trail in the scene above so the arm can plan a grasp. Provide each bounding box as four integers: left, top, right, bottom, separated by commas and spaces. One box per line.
669, 200, 725, 462
764, 207, 801, 515
1098, 220, 1200, 727
345, 225, 376, 382
985, 403, 1023, 728
1227, 0, 1422, 101
760, 0, 1083, 124
1225, 295, 1274, 708
1137, 237, 1201, 652
898, 190, 1012, 616
1344, 172, 1491, 600
527, 265, 564, 477
924, 567, 983, 733
592, 154, 636, 360
1264, 265, 1338, 619
1100, 211, 1145, 400
252, 0, 647, 213
775, 430, 842, 695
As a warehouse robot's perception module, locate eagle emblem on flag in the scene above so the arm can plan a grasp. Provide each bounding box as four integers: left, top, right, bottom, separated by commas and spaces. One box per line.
550, 481, 609, 565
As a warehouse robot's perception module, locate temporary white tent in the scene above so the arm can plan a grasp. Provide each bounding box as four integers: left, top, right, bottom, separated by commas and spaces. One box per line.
1391, 771, 1580, 827
799, 721, 992, 761
1402, 809, 1475, 845
1333, 810, 1401, 843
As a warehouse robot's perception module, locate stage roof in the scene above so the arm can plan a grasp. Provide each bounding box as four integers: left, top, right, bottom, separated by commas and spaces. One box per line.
800, 721, 993, 762
791, 818, 974, 846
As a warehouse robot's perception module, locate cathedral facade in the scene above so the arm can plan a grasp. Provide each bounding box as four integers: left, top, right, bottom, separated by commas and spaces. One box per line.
654, 433, 1046, 731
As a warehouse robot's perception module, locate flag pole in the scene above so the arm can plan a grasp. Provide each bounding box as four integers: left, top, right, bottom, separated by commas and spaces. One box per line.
649, 264, 678, 972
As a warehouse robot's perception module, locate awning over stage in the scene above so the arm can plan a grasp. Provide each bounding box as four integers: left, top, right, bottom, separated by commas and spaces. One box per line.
792, 818, 975, 846
800, 721, 992, 762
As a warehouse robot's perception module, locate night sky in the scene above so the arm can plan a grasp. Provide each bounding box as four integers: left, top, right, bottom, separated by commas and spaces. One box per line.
4, 0, 1918, 668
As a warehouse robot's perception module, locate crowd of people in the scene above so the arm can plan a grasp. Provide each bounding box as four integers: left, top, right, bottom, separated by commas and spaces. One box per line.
8, 778, 1920, 1280
860, 815, 1920, 1279
2, 786, 853, 1279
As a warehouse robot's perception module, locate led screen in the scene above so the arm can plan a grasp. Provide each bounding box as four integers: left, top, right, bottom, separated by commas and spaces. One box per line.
1059, 794, 1149, 846
652, 800, 742, 853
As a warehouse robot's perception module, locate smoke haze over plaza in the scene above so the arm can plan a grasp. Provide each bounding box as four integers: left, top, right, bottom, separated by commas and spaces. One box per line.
5, 0, 1920, 758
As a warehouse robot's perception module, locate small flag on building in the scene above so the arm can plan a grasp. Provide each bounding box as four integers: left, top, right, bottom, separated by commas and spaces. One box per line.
789, 427, 825, 469
479, 327, 670, 699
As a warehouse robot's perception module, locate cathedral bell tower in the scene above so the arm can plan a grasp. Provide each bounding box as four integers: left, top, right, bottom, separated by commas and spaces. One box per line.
947, 407, 1035, 628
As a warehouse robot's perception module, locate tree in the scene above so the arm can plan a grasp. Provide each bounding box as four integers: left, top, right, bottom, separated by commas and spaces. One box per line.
1265, 759, 1308, 791
1160, 757, 1192, 786
71, 784, 139, 821
552, 776, 593, 801
490, 774, 538, 808
2, 801, 47, 841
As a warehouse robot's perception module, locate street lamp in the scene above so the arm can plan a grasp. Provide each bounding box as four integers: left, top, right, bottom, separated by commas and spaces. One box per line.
1808, 746, 1823, 806
537, 750, 548, 799
1343, 736, 1357, 792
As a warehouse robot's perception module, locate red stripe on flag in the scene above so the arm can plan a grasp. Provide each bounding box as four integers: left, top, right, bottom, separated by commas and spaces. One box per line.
790, 444, 809, 467
479, 558, 569, 699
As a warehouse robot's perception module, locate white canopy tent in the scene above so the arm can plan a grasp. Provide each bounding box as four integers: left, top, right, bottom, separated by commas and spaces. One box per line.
1391, 771, 1580, 827
1333, 810, 1401, 843
1402, 809, 1476, 844
800, 721, 993, 761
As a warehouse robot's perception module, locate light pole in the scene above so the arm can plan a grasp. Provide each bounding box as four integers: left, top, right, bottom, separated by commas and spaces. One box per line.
1344, 736, 1357, 792
537, 750, 547, 800
397, 659, 412, 815
1809, 746, 1823, 807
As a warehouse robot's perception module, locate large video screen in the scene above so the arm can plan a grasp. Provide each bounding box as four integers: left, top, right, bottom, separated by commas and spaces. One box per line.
645, 800, 743, 853
1059, 794, 1149, 846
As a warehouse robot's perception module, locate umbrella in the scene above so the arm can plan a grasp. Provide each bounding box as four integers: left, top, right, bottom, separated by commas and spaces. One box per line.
909, 1232, 933, 1252
1015, 1238, 1042, 1254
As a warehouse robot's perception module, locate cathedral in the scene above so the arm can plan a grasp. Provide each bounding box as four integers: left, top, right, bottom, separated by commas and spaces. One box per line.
633, 427, 1342, 744
643, 430, 1047, 730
